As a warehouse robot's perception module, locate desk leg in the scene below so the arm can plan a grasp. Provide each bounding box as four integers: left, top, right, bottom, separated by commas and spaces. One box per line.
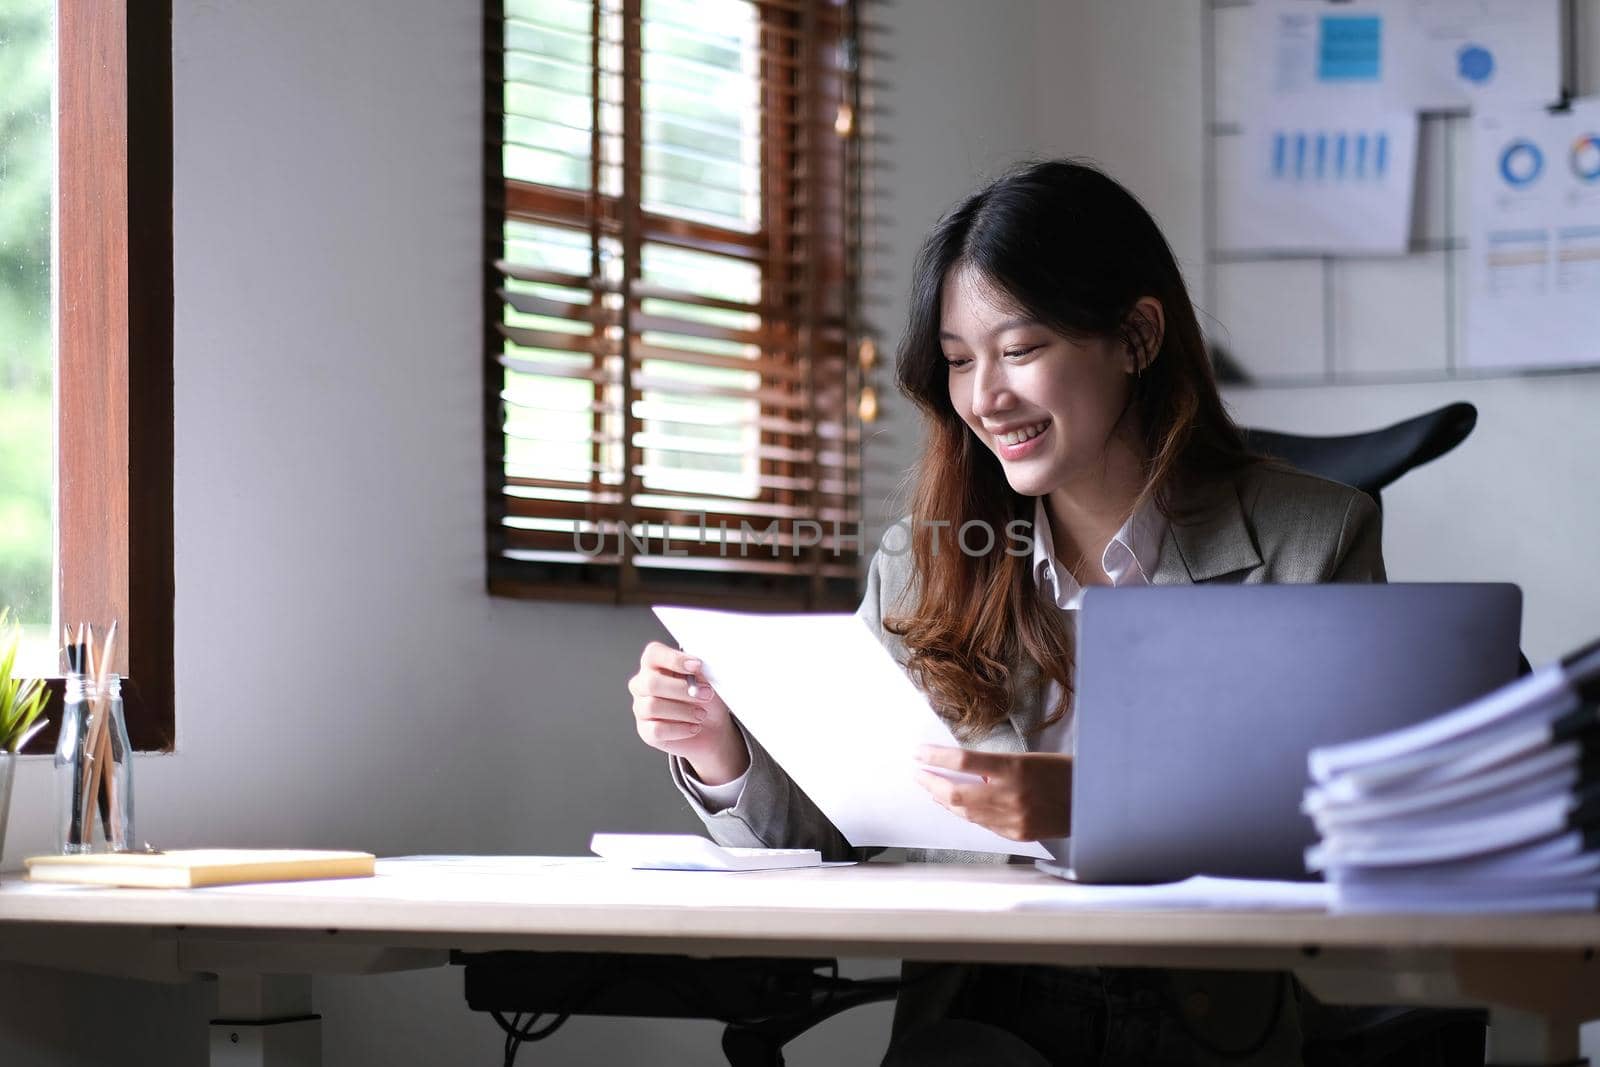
209, 974, 321, 1067
1486, 1007, 1585, 1067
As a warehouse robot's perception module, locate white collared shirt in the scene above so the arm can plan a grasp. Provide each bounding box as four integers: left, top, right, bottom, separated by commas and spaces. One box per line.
1029, 495, 1166, 863
1029, 494, 1167, 758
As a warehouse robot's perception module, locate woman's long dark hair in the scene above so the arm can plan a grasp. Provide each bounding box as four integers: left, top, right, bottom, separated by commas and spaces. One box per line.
887, 159, 1256, 737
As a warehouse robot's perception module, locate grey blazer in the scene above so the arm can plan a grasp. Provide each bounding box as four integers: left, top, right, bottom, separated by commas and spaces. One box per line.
670, 462, 1385, 862
668, 463, 1385, 1063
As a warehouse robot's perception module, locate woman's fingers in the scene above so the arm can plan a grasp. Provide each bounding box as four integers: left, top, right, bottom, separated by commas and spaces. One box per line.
630, 667, 715, 704
638, 718, 703, 745
915, 771, 1025, 838
641, 640, 701, 678
632, 641, 719, 713
914, 754, 1073, 841
914, 769, 976, 813
625, 660, 700, 721
633, 694, 705, 724
628, 641, 722, 731
629, 641, 744, 762
627, 670, 720, 723
915, 767, 1049, 844
914, 744, 1009, 779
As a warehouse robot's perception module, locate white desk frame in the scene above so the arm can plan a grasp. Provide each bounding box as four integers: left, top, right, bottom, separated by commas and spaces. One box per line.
2, 860, 1597, 1066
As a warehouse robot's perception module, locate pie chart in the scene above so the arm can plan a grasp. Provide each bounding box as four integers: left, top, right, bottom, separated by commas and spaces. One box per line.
1572, 134, 1600, 183
1499, 140, 1543, 187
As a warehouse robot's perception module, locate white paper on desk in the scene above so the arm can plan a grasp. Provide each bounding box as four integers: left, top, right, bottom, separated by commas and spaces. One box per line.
653, 606, 1052, 859
1013, 874, 1331, 912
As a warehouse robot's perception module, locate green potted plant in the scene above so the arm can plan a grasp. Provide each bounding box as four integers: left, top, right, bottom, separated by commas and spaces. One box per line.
0, 609, 52, 865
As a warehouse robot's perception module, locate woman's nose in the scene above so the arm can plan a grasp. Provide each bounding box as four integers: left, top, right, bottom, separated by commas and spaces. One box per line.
969, 360, 1011, 418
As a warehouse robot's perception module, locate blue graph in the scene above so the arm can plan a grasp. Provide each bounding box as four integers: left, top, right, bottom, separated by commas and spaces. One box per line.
1499, 140, 1544, 188
1457, 44, 1495, 85
1318, 15, 1382, 82
1272, 130, 1390, 182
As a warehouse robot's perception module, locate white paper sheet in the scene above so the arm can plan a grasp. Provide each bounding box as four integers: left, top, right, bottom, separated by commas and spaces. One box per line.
1332, 888, 1596, 914
1465, 100, 1600, 371
369, 859, 1056, 912
653, 606, 1052, 859
1327, 832, 1599, 886
1401, 0, 1562, 111
1015, 872, 1332, 912
1306, 793, 1573, 870
1305, 741, 1581, 825
1217, 101, 1418, 254
1249, 0, 1561, 111
1307, 662, 1570, 785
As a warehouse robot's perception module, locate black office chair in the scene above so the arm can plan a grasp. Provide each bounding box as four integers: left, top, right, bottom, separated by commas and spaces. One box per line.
1240, 401, 1478, 512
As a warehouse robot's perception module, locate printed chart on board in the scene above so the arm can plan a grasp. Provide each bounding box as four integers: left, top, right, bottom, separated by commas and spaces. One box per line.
1466, 100, 1600, 372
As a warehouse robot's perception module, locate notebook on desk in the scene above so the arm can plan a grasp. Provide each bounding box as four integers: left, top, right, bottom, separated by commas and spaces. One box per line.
25, 849, 376, 888
1066, 584, 1523, 884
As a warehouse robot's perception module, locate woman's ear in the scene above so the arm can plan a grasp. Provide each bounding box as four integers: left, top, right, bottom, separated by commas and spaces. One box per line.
1123, 297, 1166, 374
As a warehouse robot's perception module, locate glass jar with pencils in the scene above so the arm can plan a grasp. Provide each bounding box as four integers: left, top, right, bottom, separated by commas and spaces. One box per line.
55, 627, 134, 854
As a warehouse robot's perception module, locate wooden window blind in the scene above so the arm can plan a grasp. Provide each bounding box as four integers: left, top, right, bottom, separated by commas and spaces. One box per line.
486, 0, 866, 610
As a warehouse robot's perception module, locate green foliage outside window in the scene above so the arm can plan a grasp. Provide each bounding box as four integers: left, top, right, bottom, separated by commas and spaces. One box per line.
0, 0, 53, 630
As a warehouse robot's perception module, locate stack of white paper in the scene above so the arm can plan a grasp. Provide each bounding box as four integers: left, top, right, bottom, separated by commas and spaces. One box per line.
1304, 638, 1600, 913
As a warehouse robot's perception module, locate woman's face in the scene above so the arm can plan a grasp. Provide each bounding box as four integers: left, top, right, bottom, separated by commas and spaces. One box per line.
940, 265, 1138, 498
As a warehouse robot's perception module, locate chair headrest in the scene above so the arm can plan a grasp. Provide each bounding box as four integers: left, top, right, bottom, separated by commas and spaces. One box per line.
1241, 402, 1477, 497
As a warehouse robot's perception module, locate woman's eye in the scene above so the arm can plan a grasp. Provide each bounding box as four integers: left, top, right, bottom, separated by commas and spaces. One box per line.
1003, 345, 1040, 360
944, 356, 971, 369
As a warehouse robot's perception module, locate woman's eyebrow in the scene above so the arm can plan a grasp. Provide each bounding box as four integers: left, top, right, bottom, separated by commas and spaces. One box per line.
938, 317, 1039, 343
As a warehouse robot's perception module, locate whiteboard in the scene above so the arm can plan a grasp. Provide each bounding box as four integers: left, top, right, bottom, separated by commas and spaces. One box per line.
1202, 0, 1598, 384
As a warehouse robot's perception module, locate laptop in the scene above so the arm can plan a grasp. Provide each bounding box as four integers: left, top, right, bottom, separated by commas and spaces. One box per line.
1065, 583, 1522, 884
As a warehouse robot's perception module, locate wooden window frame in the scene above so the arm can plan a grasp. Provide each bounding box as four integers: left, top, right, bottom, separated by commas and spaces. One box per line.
23, 0, 175, 754
484, 0, 867, 612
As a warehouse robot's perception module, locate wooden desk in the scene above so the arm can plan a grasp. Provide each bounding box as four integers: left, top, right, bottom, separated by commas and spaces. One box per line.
2, 858, 1597, 1066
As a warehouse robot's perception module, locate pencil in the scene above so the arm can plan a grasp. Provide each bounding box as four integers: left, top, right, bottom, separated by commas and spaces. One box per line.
64, 624, 86, 849
80, 623, 117, 847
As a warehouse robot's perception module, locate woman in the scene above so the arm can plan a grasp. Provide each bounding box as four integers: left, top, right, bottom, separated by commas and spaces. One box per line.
626, 161, 1478, 1066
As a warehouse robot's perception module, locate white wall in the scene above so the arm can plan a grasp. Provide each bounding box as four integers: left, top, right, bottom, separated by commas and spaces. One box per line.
0, 0, 1047, 1064
856, 0, 1044, 534
1032, 1, 1207, 275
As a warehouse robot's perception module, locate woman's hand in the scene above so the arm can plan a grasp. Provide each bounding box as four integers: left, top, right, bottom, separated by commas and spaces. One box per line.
913, 746, 1073, 841
628, 641, 751, 785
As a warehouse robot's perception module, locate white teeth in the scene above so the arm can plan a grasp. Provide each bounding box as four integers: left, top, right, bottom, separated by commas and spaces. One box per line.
998, 421, 1049, 447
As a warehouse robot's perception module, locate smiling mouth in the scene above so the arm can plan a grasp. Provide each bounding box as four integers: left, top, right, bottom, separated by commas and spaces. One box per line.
994, 420, 1050, 447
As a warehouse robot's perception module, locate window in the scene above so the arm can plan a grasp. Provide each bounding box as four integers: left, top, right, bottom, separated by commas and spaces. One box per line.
0, 1, 54, 676
0, 2, 174, 753
487, 0, 867, 610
